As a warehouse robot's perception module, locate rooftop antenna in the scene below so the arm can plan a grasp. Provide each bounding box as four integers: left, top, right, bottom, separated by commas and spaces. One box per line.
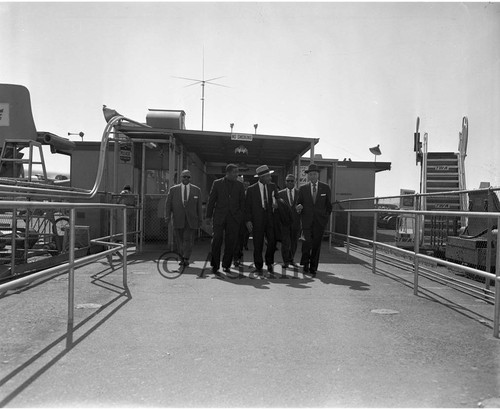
173, 50, 228, 131
369, 144, 382, 162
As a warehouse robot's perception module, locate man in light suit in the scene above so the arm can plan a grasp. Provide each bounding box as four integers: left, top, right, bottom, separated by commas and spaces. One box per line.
296, 164, 332, 277
165, 169, 203, 266
278, 174, 301, 268
206, 163, 246, 275
245, 165, 278, 276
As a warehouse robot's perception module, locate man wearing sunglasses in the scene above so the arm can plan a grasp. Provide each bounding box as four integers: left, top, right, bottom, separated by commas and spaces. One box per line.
165, 169, 203, 267
278, 174, 301, 268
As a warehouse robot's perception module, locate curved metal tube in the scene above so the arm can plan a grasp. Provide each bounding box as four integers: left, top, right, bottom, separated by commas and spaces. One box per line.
0, 114, 141, 199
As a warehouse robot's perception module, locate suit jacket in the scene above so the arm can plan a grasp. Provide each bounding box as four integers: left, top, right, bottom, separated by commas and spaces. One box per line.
296, 181, 332, 229
245, 182, 278, 226
165, 183, 203, 229
278, 188, 301, 230
206, 177, 245, 226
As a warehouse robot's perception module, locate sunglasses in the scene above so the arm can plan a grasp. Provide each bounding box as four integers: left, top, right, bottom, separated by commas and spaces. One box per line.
182, 176, 191, 179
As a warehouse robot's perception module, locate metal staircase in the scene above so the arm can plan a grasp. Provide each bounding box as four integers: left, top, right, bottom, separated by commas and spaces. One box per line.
420, 117, 468, 253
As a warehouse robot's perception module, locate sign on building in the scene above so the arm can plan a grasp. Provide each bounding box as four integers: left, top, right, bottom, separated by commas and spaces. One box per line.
299, 165, 308, 186
0, 103, 10, 126
400, 189, 416, 209
119, 144, 132, 162
231, 133, 253, 142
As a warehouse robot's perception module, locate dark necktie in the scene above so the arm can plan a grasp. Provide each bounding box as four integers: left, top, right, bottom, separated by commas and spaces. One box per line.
288, 189, 293, 206
263, 186, 268, 209
312, 183, 317, 203
183, 185, 188, 206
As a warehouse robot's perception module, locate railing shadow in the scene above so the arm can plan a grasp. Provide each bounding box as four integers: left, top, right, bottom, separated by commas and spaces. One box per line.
357, 255, 495, 329
0, 286, 131, 406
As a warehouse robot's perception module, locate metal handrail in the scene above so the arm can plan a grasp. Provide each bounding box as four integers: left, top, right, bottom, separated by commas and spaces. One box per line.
333, 206, 500, 338
0, 114, 148, 199
0, 200, 129, 348
334, 186, 500, 205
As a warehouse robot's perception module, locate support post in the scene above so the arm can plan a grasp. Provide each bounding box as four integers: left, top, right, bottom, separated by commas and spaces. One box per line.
372, 212, 377, 273
346, 211, 351, 258
66, 208, 76, 349
140, 142, 146, 252
122, 206, 128, 291
414, 211, 421, 296
493, 216, 500, 338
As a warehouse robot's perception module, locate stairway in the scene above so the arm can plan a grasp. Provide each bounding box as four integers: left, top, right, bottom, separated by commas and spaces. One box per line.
423, 152, 462, 251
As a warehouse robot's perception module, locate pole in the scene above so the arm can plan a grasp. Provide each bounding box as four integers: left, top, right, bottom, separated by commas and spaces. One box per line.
346, 211, 351, 258
493, 216, 500, 338
413, 210, 421, 295
122, 206, 128, 291
372, 212, 377, 273
201, 82, 205, 131
66, 208, 76, 348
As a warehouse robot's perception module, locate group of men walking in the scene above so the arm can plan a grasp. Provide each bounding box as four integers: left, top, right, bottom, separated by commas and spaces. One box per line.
164, 162, 332, 278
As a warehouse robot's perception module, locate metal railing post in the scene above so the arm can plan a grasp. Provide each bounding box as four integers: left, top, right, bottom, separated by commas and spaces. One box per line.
413, 211, 421, 295
372, 212, 377, 273
494, 216, 500, 338
485, 190, 492, 290
10, 207, 17, 276
66, 207, 76, 348
122, 206, 128, 290
346, 211, 351, 258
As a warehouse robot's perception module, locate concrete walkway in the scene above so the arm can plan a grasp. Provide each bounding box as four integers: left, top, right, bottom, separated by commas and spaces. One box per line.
1, 239, 499, 407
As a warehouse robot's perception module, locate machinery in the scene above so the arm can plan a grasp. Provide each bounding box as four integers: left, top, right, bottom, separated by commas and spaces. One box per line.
445, 184, 498, 272
0, 83, 141, 279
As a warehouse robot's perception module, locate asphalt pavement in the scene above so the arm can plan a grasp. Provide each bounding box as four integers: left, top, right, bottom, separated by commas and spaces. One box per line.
1, 238, 499, 407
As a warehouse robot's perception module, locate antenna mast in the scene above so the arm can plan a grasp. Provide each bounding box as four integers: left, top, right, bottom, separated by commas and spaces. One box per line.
173, 52, 228, 131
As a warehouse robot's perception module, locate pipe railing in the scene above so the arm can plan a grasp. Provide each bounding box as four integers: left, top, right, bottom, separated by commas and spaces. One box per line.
333, 207, 500, 338
0, 200, 129, 348
0, 114, 148, 199
334, 186, 500, 207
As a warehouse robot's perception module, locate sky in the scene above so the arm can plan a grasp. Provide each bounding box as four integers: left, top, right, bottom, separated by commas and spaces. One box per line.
1, 1, 499, 197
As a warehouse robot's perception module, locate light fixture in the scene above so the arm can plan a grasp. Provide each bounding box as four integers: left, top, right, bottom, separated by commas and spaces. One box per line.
254, 124, 258, 135
235, 145, 248, 155
230, 123, 234, 134
68, 131, 84, 141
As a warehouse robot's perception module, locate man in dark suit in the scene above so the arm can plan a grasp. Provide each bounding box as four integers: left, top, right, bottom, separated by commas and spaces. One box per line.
206, 164, 246, 275
296, 164, 332, 277
164, 169, 203, 266
278, 174, 301, 268
245, 165, 278, 277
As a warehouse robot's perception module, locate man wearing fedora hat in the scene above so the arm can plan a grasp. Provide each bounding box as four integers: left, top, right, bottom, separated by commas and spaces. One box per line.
245, 164, 278, 277
296, 163, 332, 277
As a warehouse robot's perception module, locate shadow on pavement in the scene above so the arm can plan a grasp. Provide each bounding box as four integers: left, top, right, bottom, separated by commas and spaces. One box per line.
0, 284, 131, 407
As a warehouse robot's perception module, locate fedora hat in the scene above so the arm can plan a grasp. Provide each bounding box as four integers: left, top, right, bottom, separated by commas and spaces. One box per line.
254, 164, 274, 178
304, 163, 320, 173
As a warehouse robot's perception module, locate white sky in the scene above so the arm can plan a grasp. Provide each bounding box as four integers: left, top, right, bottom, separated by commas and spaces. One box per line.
1, 2, 499, 196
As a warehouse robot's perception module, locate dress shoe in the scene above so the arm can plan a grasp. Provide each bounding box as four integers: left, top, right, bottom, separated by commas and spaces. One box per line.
183, 259, 190, 266
310, 271, 317, 278
212, 267, 219, 274
222, 267, 231, 273
250, 269, 263, 278
282, 263, 290, 269
290, 261, 299, 267
303, 265, 310, 273
267, 265, 274, 274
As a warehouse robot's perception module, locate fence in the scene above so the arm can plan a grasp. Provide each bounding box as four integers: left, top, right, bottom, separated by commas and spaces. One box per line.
0, 200, 129, 348
331, 188, 500, 338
